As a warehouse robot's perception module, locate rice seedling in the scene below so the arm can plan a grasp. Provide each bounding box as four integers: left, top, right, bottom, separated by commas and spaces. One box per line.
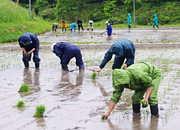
34, 105, 46, 118
18, 84, 31, 92
16, 101, 25, 107
140, 100, 148, 108
91, 72, 97, 79
101, 114, 105, 120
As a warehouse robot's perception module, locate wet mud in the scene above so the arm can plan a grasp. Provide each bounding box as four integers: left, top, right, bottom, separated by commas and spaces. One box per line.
1, 48, 180, 130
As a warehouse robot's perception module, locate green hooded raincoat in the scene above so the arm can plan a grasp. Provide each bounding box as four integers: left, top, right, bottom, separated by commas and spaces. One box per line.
111, 62, 161, 106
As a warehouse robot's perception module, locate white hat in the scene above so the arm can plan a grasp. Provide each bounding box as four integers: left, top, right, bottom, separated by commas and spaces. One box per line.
105, 21, 108, 24
51, 43, 56, 51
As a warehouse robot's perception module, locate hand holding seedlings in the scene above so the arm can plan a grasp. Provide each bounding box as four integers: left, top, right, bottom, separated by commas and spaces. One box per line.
141, 100, 148, 108
91, 72, 97, 79
93, 68, 101, 73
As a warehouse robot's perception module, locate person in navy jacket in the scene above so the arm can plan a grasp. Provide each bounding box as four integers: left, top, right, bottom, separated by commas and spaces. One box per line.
51, 42, 84, 71
94, 39, 135, 73
105, 21, 112, 36
18, 32, 40, 69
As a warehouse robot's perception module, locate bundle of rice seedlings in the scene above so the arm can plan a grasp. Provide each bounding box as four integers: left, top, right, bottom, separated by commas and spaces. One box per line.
91, 72, 97, 79
34, 105, 46, 118
16, 101, 25, 107
19, 84, 31, 92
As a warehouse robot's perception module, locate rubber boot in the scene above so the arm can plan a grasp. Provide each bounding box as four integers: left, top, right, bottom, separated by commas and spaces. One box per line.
157, 25, 159, 28
91, 29, 93, 31
24, 61, 29, 68
35, 62, 39, 69
87, 28, 89, 31
153, 25, 155, 28
150, 104, 159, 117
79, 65, 84, 71
132, 104, 141, 113
62, 65, 69, 71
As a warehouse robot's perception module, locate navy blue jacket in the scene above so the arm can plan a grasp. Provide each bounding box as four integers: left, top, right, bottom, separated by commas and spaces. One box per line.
107, 23, 112, 36
53, 42, 84, 66
18, 33, 39, 52
100, 39, 135, 69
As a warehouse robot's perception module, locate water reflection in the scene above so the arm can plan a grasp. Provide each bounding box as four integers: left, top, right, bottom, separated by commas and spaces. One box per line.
23, 68, 41, 93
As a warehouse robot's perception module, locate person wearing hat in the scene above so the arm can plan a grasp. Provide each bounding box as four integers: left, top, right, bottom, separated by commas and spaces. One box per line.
51, 42, 84, 71
77, 19, 84, 31
87, 20, 94, 31
153, 14, 159, 28
70, 23, 77, 32
52, 23, 59, 32
61, 20, 67, 32
127, 13, 132, 29
94, 39, 135, 73
105, 21, 112, 36
18, 32, 40, 69
103, 62, 161, 119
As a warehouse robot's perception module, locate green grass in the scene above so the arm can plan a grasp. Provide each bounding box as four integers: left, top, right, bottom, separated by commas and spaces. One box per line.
19, 84, 31, 92
34, 105, 46, 118
16, 101, 25, 107
0, 0, 51, 43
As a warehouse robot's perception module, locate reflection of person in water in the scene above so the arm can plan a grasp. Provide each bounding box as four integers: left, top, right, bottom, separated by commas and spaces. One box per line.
58, 71, 84, 99
23, 68, 40, 92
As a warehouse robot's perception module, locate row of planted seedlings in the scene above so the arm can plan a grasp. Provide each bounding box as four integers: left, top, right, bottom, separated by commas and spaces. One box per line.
16, 83, 46, 118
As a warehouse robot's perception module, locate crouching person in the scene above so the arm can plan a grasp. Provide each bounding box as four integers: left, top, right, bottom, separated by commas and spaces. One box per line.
103, 62, 161, 119
18, 32, 40, 69
51, 42, 84, 71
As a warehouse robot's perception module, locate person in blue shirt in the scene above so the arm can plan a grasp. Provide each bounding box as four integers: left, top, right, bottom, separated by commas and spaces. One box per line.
18, 32, 40, 69
153, 14, 159, 28
127, 13, 132, 29
105, 21, 112, 36
94, 39, 135, 73
70, 23, 77, 31
51, 42, 84, 71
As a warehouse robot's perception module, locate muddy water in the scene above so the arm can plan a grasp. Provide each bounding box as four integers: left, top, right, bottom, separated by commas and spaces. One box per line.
38, 28, 180, 43
0, 48, 180, 130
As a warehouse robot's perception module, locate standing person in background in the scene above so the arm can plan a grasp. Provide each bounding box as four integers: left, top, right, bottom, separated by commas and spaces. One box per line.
93, 39, 135, 73
153, 14, 159, 28
127, 13, 132, 29
87, 20, 94, 31
51, 42, 84, 71
18, 32, 40, 69
77, 19, 84, 31
61, 20, 67, 32
70, 23, 77, 32
105, 21, 112, 36
52, 23, 59, 32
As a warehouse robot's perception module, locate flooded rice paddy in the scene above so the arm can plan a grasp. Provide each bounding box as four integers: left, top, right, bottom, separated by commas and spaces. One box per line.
38, 28, 180, 43
1, 48, 180, 130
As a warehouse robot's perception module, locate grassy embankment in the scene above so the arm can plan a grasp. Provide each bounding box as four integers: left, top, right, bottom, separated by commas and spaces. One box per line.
0, 0, 51, 44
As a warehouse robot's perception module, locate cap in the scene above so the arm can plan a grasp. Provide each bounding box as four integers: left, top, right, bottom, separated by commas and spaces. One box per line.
51, 43, 56, 52
105, 21, 108, 24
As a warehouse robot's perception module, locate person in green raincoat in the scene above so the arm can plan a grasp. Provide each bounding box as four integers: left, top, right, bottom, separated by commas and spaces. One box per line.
103, 62, 161, 119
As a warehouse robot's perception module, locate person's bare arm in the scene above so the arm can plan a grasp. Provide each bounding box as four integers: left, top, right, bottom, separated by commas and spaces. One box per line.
144, 87, 153, 104
22, 48, 26, 54
93, 68, 102, 73
28, 48, 35, 54
103, 101, 116, 119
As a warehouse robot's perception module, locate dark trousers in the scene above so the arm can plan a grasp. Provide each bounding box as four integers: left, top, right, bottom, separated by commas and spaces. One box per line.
22, 48, 40, 63
78, 24, 84, 31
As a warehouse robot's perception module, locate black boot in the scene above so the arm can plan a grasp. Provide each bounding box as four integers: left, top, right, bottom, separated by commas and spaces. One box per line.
79, 65, 84, 71
153, 25, 155, 28
150, 104, 159, 117
132, 104, 141, 113
91, 29, 93, 31
62, 65, 69, 71
157, 25, 159, 28
35, 62, 39, 69
24, 61, 29, 68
